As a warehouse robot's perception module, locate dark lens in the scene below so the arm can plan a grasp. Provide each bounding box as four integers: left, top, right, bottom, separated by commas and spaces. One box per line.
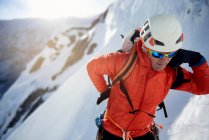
168, 51, 177, 58
151, 52, 164, 58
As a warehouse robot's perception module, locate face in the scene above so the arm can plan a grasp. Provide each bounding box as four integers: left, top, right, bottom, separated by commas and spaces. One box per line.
147, 53, 172, 71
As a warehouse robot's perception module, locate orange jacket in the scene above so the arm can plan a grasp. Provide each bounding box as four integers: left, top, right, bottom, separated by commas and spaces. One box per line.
87, 44, 209, 137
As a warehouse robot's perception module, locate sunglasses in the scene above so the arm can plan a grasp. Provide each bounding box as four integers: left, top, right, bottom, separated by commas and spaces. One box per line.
147, 49, 177, 59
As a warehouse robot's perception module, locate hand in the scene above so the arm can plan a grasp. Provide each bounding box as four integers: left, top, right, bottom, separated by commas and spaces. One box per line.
96, 87, 111, 105
168, 49, 206, 69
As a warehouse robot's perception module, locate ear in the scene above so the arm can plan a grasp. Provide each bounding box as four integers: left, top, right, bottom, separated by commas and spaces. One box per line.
181, 33, 184, 41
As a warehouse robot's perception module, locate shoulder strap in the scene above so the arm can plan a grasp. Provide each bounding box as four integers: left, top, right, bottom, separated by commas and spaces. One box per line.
97, 44, 168, 118
119, 79, 139, 114
97, 45, 138, 105
112, 46, 138, 85
157, 101, 168, 118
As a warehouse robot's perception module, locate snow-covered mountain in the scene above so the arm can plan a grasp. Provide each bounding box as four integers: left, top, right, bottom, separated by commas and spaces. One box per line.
0, 17, 91, 99
0, 0, 209, 140
0, 19, 55, 99
0, 10, 109, 139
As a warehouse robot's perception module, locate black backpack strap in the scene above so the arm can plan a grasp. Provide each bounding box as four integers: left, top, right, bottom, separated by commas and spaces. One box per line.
171, 67, 190, 89
157, 101, 168, 118
158, 66, 191, 118
120, 79, 156, 117
119, 80, 156, 117
157, 66, 191, 118
119, 80, 139, 114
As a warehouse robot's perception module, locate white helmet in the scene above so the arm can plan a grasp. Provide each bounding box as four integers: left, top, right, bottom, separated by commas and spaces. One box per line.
140, 14, 183, 52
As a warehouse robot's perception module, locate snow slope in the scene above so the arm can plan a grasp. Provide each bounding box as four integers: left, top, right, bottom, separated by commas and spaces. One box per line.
169, 96, 209, 140
0, 17, 93, 99
0, 19, 56, 98
0, 12, 110, 140
2, 0, 209, 140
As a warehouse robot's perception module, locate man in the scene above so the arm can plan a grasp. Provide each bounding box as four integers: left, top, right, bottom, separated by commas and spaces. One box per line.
87, 14, 209, 140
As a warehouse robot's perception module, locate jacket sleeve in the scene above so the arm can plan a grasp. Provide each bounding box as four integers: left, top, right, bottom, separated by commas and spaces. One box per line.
173, 62, 209, 94
87, 53, 126, 93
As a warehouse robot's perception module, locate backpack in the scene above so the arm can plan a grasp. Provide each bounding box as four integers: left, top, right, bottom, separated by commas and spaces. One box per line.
95, 29, 168, 140
95, 29, 189, 140
96, 29, 168, 117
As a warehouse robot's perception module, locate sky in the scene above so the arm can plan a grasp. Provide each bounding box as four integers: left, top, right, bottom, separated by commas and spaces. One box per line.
0, 0, 115, 20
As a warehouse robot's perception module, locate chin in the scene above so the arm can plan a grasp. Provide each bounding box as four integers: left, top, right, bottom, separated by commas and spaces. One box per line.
153, 66, 166, 71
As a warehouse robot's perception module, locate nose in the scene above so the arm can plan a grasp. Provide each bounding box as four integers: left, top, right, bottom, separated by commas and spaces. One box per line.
160, 56, 169, 61
159, 56, 170, 63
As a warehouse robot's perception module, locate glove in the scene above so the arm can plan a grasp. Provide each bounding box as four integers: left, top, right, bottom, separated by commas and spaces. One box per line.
121, 29, 140, 52
96, 87, 111, 105
168, 49, 206, 69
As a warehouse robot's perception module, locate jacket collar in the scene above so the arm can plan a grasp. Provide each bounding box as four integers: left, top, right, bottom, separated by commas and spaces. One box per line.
136, 43, 167, 73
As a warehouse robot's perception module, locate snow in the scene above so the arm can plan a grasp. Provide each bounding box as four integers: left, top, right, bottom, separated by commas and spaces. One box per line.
5, 68, 102, 140
168, 96, 209, 140
0, 16, 99, 139
1, 0, 209, 140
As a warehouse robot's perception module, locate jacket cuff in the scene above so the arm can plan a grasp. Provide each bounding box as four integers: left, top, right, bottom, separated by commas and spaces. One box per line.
190, 56, 206, 67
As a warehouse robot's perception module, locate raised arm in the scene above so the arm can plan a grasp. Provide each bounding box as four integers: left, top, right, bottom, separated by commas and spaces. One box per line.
169, 49, 209, 94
